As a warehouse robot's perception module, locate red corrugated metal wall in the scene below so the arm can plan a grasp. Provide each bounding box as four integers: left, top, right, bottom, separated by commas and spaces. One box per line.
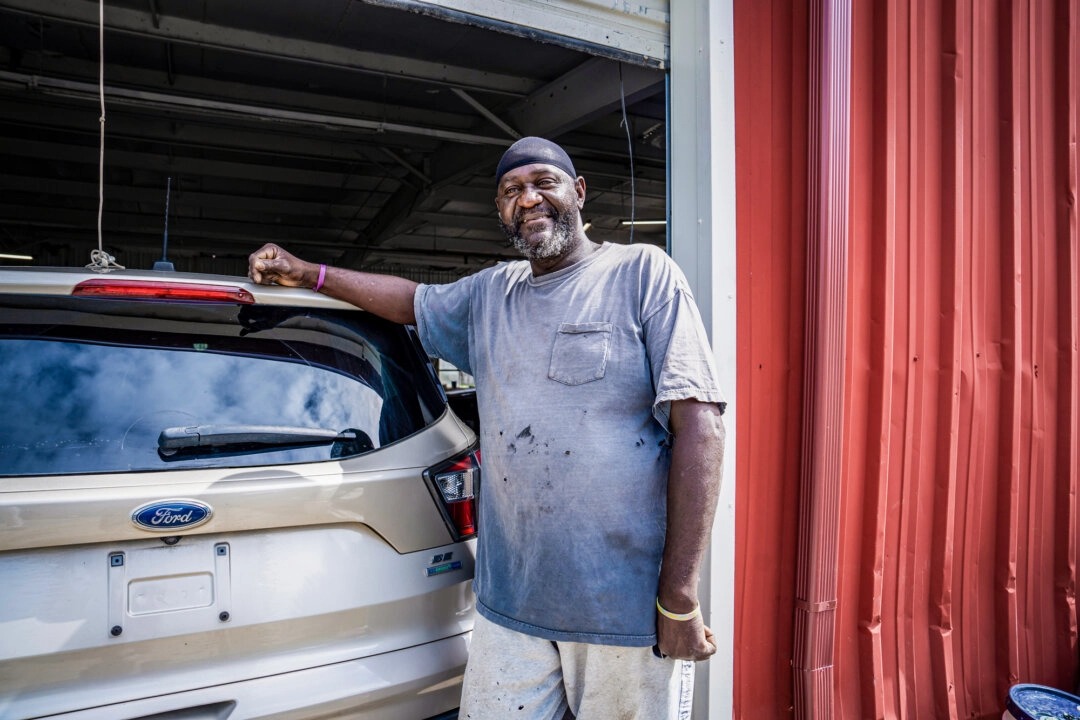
734, 1, 1079, 718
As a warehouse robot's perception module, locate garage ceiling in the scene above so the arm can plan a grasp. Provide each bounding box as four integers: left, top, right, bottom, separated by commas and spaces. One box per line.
0, 0, 668, 281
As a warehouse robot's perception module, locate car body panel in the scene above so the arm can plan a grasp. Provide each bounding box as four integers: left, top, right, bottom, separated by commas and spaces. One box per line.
0, 266, 363, 311
8, 634, 471, 720
0, 266, 477, 720
0, 411, 474, 554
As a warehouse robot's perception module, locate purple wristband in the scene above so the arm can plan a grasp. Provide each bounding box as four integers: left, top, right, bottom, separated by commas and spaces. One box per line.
313, 264, 327, 292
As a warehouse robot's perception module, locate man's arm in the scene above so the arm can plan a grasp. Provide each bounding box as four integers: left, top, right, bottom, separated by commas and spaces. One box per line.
248, 243, 418, 325
656, 398, 726, 661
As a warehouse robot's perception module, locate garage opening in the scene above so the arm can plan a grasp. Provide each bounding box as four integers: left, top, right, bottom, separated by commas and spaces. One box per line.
0, 0, 668, 284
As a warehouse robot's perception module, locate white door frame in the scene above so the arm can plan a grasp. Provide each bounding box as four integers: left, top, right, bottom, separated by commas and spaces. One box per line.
669, 1, 738, 717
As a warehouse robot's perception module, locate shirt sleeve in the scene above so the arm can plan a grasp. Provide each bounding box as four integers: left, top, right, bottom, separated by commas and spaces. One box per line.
413, 274, 477, 375
643, 281, 726, 431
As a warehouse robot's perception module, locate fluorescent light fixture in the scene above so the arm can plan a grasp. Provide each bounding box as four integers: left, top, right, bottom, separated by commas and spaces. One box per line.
582, 221, 593, 232
620, 219, 666, 226
0, 253, 33, 261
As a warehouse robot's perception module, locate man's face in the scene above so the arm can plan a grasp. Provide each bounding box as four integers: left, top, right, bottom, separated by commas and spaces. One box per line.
495, 163, 586, 262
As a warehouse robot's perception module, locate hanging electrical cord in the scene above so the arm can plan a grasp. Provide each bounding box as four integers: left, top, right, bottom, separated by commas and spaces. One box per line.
618, 63, 636, 245
88, 0, 123, 272
96, 0, 103, 248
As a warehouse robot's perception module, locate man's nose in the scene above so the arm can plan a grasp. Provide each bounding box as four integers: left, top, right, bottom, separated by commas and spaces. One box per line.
517, 185, 543, 207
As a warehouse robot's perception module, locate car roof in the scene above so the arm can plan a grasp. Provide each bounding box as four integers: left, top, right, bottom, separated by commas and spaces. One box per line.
0, 265, 361, 310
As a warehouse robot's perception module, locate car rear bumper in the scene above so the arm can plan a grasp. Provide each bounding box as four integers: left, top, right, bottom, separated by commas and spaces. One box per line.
20, 632, 470, 720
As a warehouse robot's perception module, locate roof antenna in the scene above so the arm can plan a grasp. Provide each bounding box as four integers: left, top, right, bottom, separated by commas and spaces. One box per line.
153, 176, 175, 271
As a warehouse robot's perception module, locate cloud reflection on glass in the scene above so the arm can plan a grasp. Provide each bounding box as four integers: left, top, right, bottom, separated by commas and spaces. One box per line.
0, 339, 385, 476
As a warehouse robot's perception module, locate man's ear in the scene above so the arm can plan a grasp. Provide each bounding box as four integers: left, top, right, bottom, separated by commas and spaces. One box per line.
575, 176, 587, 208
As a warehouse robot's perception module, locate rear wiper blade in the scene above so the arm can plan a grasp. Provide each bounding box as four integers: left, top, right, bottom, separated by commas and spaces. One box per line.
159, 424, 357, 455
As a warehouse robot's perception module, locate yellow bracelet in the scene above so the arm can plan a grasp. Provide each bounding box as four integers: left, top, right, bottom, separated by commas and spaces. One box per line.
656, 598, 701, 622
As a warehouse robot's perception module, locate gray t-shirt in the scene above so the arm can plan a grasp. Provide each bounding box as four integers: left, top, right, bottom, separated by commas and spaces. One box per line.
414, 241, 724, 646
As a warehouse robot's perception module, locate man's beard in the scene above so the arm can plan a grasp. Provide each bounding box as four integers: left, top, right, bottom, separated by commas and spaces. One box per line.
500, 207, 578, 261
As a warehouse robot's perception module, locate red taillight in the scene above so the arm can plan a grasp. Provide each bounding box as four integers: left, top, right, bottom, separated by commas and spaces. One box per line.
446, 501, 476, 539
72, 279, 255, 304
425, 450, 480, 541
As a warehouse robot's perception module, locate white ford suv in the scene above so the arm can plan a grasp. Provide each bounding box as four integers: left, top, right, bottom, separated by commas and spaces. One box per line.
0, 266, 479, 720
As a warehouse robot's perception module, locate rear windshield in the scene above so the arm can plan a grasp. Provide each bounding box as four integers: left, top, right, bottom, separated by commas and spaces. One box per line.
0, 294, 446, 477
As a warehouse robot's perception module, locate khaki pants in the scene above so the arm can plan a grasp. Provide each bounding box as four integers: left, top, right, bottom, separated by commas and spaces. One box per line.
461, 613, 695, 720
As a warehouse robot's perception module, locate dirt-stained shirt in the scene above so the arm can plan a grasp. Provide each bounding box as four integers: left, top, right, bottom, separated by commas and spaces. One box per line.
414, 241, 724, 646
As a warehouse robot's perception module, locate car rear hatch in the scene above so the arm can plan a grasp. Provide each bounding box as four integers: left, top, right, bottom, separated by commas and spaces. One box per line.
0, 270, 479, 718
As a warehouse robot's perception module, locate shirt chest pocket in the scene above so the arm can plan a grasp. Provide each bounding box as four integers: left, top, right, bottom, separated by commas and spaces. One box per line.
548, 322, 613, 386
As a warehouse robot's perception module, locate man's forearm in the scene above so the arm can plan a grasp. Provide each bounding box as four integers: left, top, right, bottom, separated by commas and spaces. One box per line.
249, 244, 419, 325
658, 400, 726, 612
319, 265, 419, 325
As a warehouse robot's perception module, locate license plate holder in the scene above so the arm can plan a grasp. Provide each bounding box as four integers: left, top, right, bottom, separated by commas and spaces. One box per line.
107, 539, 232, 640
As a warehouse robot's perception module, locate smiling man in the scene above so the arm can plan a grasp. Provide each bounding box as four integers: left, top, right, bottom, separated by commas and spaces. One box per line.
248, 136, 726, 720
494, 138, 587, 265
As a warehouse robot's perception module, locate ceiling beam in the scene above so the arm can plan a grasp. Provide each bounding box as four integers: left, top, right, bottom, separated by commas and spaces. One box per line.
0, 203, 360, 245
0, 175, 382, 220
411, 211, 496, 232
0, 48, 480, 141
0, 0, 539, 95
388, 233, 514, 256
345, 57, 664, 262
0, 137, 390, 190
0, 70, 517, 147
0, 102, 393, 173
508, 58, 664, 139
450, 88, 520, 139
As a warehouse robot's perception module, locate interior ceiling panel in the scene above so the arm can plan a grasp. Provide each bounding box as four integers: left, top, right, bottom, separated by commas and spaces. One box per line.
0, 0, 667, 281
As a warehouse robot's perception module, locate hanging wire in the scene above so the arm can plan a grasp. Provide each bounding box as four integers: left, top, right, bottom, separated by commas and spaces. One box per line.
618, 63, 636, 245
97, 0, 103, 248
88, 0, 123, 272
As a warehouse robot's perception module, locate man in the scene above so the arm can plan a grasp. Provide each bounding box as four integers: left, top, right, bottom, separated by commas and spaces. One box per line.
249, 137, 726, 719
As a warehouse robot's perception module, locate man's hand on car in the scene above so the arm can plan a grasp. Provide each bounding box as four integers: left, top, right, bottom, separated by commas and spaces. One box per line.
249, 243, 317, 288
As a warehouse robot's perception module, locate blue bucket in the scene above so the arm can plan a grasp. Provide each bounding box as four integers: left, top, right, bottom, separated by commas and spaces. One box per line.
1004, 684, 1080, 720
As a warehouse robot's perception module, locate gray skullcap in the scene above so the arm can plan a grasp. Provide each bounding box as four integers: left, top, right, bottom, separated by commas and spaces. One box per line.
495, 136, 577, 184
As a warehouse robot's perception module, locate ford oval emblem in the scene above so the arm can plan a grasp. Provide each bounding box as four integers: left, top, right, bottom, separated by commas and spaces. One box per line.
131, 499, 213, 532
